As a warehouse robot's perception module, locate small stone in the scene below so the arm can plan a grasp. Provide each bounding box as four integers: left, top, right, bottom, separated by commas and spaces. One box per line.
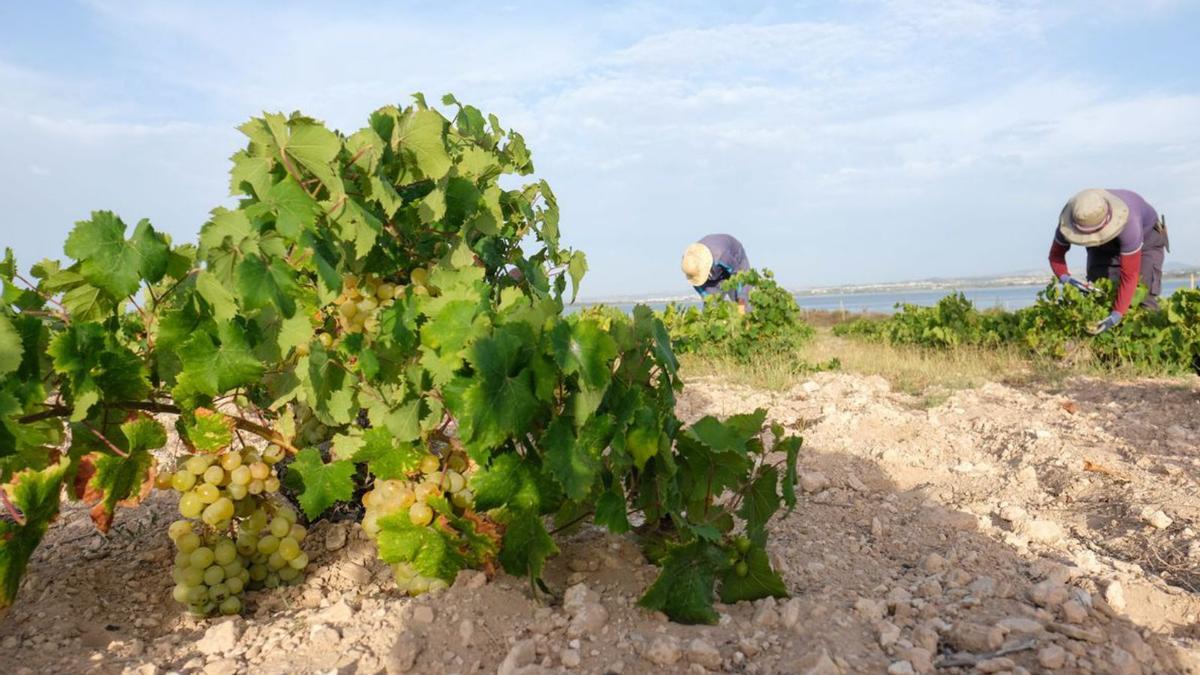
1, 636, 19, 649
752, 603, 780, 627
324, 523, 349, 551
946, 622, 1000, 652
1023, 519, 1065, 543
643, 637, 681, 666
854, 598, 886, 621
996, 617, 1042, 634
567, 602, 609, 638
498, 640, 537, 675
309, 624, 341, 650
878, 621, 901, 648
906, 647, 933, 674
1109, 646, 1140, 675
458, 620, 474, 647
916, 579, 942, 599
453, 569, 488, 590
1105, 580, 1127, 611
887, 661, 914, 675
1029, 580, 1069, 608
780, 598, 804, 629
313, 599, 355, 625
912, 624, 938, 653
563, 583, 600, 612
800, 471, 830, 493
1047, 622, 1104, 643
795, 647, 838, 675
339, 562, 373, 585
202, 659, 239, 675
387, 632, 424, 674
976, 657, 1015, 673
410, 606, 435, 624
969, 571, 998, 593
921, 553, 947, 575
560, 649, 581, 668
1038, 644, 1066, 670
1139, 507, 1173, 530
1060, 599, 1088, 624
846, 475, 868, 492
196, 619, 242, 656
685, 639, 722, 669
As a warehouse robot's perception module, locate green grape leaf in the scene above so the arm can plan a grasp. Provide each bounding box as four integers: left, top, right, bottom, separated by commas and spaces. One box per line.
339, 427, 423, 480
183, 409, 234, 453
638, 540, 727, 625
63, 212, 167, 298
396, 109, 452, 180
470, 452, 546, 513
448, 330, 536, 454
498, 510, 558, 581
264, 176, 319, 238
74, 416, 164, 532
376, 511, 468, 583
593, 484, 630, 534
176, 324, 265, 396
282, 447, 356, 519
567, 250, 587, 303
688, 409, 766, 454
541, 417, 599, 502
773, 426, 803, 511
738, 466, 780, 545
0, 315, 22, 377
236, 255, 298, 318
229, 150, 273, 197
717, 545, 788, 603
196, 270, 239, 322
0, 459, 70, 609
278, 312, 315, 356
363, 397, 421, 444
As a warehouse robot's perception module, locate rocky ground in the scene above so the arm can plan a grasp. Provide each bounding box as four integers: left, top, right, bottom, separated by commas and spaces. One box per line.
2, 372, 1199, 674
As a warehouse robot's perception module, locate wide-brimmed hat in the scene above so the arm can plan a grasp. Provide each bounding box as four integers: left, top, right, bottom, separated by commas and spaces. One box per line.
681, 243, 713, 286
1058, 189, 1129, 247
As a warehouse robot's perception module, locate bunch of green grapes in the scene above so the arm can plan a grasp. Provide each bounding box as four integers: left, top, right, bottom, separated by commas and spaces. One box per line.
334, 273, 400, 336
360, 449, 472, 595
159, 443, 309, 616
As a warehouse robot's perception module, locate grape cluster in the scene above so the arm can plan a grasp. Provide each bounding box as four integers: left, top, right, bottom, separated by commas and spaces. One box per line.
161, 444, 308, 616
334, 273, 400, 336
360, 449, 472, 595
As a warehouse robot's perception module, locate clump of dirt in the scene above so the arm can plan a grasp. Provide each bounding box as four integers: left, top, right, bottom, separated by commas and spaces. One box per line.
2, 372, 1199, 674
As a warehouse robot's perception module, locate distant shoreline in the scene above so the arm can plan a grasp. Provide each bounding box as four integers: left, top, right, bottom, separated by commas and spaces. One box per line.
578, 269, 1200, 306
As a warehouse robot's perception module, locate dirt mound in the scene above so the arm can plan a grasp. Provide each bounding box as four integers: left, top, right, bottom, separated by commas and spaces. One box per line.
2, 372, 1199, 674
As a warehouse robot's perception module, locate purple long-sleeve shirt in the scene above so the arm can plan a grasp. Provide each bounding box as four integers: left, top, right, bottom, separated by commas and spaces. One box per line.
694, 234, 749, 300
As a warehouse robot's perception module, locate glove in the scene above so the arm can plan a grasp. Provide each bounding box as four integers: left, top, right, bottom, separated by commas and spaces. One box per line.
1059, 274, 1093, 295
1088, 311, 1122, 335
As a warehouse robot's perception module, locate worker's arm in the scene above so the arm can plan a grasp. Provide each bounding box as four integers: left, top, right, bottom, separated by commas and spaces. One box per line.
1049, 240, 1070, 278
1113, 249, 1142, 315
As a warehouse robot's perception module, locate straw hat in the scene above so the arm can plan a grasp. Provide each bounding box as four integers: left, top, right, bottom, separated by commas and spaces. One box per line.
681, 243, 713, 286
1058, 189, 1129, 247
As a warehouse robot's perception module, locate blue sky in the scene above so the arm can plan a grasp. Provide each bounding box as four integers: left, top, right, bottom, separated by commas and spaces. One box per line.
1, 1, 1198, 300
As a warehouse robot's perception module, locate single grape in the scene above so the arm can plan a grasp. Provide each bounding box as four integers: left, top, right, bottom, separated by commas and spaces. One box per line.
249, 462, 270, 481
287, 552, 308, 570
409, 502, 433, 527
172, 584, 192, 604
247, 480, 265, 495
176, 532, 202, 554
227, 483, 249, 500
207, 582, 230, 603
428, 579, 449, 593
264, 573, 281, 589
201, 501, 228, 527
170, 470, 196, 492
269, 517, 290, 538
338, 300, 358, 318
194, 483, 220, 504
203, 565, 226, 586
181, 567, 205, 587
263, 445, 285, 465
184, 455, 212, 475
236, 534, 259, 557
213, 539, 238, 565
277, 536, 300, 561
451, 490, 473, 509
186, 586, 209, 604
219, 596, 241, 616
202, 465, 225, 485
219, 452, 242, 471
318, 332, 334, 348
735, 561, 749, 577
257, 535, 280, 555
277, 505, 298, 524
278, 566, 300, 582
419, 454, 440, 475
267, 552, 287, 570
228, 465, 251, 485
247, 509, 268, 532
446, 471, 465, 493
168, 519, 193, 541
190, 547, 215, 569
376, 283, 395, 300
414, 482, 440, 502
225, 576, 245, 595
155, 471, 175, 491
263, 477, 281, 493
447, 453, 467, 473
288, 523, 307, 542
407, 576, 430, 595
249, 564, 268, 582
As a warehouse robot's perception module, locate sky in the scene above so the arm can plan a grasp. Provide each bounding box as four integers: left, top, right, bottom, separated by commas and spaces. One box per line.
1, 1, 1198, 300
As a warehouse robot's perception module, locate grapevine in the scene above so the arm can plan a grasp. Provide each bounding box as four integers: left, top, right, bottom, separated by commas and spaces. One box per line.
0, 94, 801, 625
833, 280, 1200, 374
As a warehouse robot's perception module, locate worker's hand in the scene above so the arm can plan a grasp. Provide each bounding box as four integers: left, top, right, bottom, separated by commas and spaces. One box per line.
1087, 311, 1122, 335
1059, 274, 1093, 295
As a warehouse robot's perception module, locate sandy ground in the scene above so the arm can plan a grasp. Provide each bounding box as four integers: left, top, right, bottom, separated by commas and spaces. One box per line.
2, 372, 1199, 674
